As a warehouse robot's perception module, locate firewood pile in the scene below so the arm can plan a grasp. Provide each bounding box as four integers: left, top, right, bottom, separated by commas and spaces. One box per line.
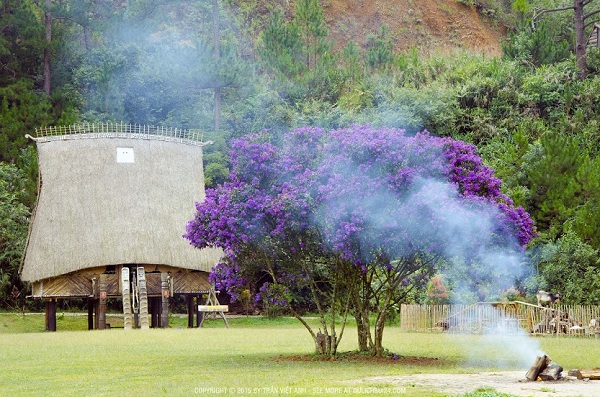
525, 354, 600, 382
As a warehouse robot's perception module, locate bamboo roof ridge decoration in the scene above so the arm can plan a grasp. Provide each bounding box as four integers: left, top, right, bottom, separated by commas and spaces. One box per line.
30, 122, 210, 146
20, 123, 223, 283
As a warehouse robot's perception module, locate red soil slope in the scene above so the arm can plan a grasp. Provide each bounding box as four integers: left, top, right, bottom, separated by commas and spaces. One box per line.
322, 0, 506, 56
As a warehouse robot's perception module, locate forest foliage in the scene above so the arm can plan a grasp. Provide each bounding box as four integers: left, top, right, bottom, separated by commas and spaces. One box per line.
2, 0, 600, 309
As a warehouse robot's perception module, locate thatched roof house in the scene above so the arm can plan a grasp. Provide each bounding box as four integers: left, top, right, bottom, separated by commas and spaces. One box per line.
20, 123, 223, 330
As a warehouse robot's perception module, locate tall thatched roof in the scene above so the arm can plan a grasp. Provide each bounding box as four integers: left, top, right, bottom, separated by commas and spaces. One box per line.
20, 124, 223, 282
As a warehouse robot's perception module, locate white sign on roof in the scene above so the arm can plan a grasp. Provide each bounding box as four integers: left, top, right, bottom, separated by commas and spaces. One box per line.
116, 147, 135, 163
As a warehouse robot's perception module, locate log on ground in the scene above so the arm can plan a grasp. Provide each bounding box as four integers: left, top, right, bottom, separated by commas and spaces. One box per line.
526, 355, 551, 381
539, 364, 563, 381
578, 368, 600, 380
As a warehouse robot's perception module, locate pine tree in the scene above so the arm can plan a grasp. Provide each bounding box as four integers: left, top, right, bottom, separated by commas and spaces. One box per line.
524, 133, 585, 235
259, 10, 304, 78
366, 25, 394, 71
295, 0, 328, 70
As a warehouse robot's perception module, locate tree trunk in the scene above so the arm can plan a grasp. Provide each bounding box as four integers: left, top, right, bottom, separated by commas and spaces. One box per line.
212, 0, 221, 131
354, 309, 371, 352
84, 24, 92, 51
43, 0, 52, 96
373, 290, 395, 357
574, 0, 588, 79
351, 282, 372, 352
373, 311, 387, 357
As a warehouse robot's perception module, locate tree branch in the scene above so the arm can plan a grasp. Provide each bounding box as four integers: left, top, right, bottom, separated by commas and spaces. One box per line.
584, 18, 600, 29
584, 7, 600, 21
531, 5, 575, 31
0, 62, 17, 79
533, 5, 575, 19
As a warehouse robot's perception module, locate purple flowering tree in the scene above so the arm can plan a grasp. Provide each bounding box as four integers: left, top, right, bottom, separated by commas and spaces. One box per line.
185, 125, 536, 357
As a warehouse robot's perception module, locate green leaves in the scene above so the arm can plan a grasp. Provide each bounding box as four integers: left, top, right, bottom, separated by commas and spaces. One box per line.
534, 231, 600, 304
523, 132, 584, 234
0, 162, 30, 307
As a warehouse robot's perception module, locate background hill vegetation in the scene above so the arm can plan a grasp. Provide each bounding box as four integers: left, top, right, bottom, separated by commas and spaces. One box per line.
2, 0, 600, 309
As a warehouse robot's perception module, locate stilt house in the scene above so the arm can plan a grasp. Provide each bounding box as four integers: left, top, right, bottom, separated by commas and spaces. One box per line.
19, 123, 223, 331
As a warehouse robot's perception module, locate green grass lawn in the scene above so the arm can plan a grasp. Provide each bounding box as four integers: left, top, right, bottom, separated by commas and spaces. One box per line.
0, 313, 598, 397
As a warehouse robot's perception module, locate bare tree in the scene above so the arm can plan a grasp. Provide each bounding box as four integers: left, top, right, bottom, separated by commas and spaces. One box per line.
532, 0, 600, 79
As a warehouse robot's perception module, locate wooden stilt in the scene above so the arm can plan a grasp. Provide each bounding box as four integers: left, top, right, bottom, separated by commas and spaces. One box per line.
196, 294, 201, 328
137, 267, 149, 330
94, 298, 100, 329
187, 295, 195, 328
45, 300, 49, 331
45, 299, 57, 332
160, 273, 169, 328
98, 274, 107, 330
87, 299, 94, 330
122, 268, 132, 330
150, 298, 159, 328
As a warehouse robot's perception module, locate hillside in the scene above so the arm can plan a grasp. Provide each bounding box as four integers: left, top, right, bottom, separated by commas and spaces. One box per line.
321, 0, 507, 56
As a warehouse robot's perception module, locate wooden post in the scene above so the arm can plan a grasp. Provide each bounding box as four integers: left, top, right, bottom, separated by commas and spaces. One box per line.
187, 295, 195, 328
122, 268, 132, 330
196, 294, 201, 328
45, 299, 57, 332
98, 274, 107, 330
87, 299, 94, 330
137, 267, 149, 330
94, 299, 99, 329
150, 298, 159, 328
160, 273, 169, 328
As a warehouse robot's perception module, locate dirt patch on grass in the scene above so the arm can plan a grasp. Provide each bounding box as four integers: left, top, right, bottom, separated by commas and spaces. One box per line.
353, 371, 600, 397
273, 352, 450, 366
275, 352, 600, 396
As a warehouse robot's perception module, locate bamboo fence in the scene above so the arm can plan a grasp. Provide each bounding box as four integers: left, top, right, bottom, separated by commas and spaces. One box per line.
399, 303, 600, 337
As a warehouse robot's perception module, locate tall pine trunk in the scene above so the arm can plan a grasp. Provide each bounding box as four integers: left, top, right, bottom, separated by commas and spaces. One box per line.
43, 0, 52, 96
574, 0, 587, 79
213, 0, 221, 131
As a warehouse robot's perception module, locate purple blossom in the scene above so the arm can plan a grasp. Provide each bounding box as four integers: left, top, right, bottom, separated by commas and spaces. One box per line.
184, 125, 536, 300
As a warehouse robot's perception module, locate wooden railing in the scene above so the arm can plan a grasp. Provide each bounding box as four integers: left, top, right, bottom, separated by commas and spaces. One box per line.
28, 122, 211, 146
399, 303, 600, 337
